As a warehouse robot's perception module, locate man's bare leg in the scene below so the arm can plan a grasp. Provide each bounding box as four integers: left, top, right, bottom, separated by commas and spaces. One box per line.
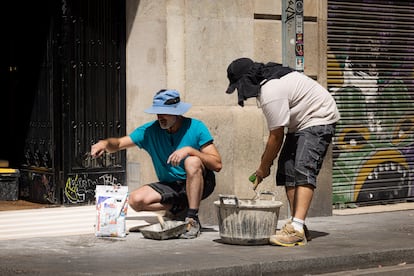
292, 184, 314, 220
184, 156, 204, 210
128, 185, 169, 212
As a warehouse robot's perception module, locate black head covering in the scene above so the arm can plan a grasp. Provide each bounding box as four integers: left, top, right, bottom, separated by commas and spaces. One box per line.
226, 57, 294, 106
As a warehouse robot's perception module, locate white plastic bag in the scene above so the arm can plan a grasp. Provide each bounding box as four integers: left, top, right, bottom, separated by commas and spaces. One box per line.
95, 185, 129, 238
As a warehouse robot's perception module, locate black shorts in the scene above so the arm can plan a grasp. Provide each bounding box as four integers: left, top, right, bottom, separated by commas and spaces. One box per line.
148, 169, 216, 208
276, 124, 336, 188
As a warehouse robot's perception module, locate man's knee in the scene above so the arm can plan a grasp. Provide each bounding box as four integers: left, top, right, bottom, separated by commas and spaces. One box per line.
184, 156, 203, 175
128, 191, 145, 211
128, 186, 160, 211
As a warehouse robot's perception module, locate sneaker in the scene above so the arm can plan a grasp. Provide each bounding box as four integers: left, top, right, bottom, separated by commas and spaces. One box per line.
180, 217, 201, 239
276, 220, 312, 241
270, 223, 307, 246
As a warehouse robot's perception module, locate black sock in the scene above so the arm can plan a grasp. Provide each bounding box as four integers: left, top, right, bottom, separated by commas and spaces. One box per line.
187, 208, 199, 220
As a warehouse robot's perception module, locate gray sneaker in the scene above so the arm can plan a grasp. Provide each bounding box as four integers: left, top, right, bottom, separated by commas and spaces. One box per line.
180, 217, 201, 239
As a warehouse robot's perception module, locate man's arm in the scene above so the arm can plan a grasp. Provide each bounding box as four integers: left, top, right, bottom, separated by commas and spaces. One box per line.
167, 143, 222, 172
198, 143, 222, 172
91, 136, 135, 158
256, 127, 285, 182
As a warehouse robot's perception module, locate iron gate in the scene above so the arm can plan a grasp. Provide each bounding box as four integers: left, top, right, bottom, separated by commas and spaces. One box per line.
20, 0, 126, 204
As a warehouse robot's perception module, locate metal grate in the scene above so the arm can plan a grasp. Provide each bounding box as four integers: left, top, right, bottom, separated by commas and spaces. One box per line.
327, 0, 414, 205
21, 0, 126, 204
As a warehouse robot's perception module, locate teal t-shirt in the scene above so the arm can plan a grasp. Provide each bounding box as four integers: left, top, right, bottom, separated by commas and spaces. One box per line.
129, 117, 214, 182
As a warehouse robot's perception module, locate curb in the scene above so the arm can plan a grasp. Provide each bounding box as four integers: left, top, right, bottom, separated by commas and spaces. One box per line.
144, 248, 414, 276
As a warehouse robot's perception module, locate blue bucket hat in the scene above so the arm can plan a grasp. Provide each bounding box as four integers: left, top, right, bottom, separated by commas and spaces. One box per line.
144, 89, 192, 115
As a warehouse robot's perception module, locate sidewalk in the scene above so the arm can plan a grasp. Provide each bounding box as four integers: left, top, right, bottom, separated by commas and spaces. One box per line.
0, 203, 413, 275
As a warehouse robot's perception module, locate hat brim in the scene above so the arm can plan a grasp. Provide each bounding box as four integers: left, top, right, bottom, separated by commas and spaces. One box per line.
144, 102, 192, 115
226, 82, 238, 94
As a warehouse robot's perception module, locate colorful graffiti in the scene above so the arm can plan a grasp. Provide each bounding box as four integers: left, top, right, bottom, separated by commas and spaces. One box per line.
329, 56, 414, 204
327, 1, 414, 205
64, 173, 122, 204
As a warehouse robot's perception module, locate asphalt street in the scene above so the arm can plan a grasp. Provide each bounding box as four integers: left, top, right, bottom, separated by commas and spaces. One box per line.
0, 203, 413, 275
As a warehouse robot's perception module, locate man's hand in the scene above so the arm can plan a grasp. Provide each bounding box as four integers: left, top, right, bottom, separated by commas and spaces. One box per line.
249, 172, 263, 189
256, 168, 270, 180
91, 140, 108, 158
167, 147, 190, 166
90, 136, 134, 159
254, 169, 267, 184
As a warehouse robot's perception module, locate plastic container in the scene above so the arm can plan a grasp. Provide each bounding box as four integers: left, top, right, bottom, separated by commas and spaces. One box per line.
0, 168, 20, 201
214, 192, 282, 245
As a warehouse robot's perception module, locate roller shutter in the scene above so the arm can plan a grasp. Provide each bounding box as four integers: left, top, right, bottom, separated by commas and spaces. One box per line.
327, 0, 414, 206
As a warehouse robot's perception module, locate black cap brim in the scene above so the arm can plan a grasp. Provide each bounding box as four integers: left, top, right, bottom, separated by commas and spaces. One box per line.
226, 82, 238, 94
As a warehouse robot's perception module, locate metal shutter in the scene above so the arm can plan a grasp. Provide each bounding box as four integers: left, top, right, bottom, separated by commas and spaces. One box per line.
327, 0, 414, 206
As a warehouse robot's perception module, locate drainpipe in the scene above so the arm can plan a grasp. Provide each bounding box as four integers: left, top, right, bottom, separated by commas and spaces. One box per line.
281, 0, 305, 218
282, 0, 304, 72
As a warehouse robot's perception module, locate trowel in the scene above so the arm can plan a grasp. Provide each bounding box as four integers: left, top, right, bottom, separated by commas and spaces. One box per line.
249, 173, 261, 199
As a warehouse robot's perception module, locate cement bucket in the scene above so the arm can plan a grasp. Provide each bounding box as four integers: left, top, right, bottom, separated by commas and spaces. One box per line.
214, 192, 282, 245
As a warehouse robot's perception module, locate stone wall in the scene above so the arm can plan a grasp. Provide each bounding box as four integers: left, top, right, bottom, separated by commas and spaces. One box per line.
125, 0, 331, 224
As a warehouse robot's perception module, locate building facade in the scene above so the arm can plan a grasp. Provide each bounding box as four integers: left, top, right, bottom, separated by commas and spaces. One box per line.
3, 0, 413, 224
